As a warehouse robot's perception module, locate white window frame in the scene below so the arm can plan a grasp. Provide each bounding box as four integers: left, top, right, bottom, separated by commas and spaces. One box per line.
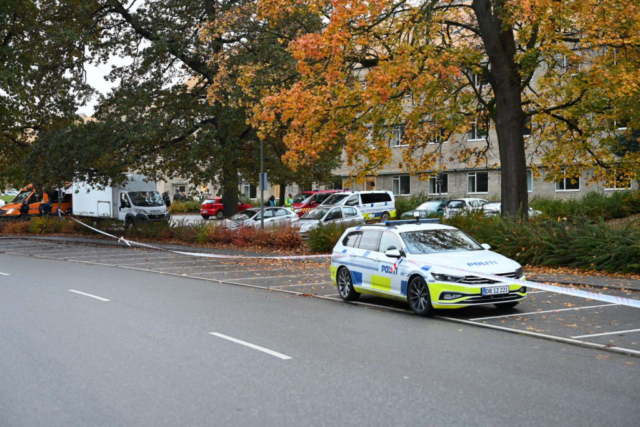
428, 173, 449, 195
389, 125, 407, 147
467, 172, 489, 194
526, 170, 533, 193
604, 173, 631, 191
614, 119, 628, 131
392, 175, 411, 196
555, 169, 581, 192
468, 120, 488, 141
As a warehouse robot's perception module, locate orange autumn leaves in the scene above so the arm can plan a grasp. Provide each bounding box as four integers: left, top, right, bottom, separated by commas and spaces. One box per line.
217, 1, 640, 184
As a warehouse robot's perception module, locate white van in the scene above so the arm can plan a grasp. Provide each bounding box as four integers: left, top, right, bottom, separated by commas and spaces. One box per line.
72, 174, 170, 228
321, 191, 396, 221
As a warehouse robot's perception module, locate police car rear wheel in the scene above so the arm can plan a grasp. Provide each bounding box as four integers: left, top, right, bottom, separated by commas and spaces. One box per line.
408, 277, 432, 317
337, 268, 360, 301
381, 212, 390, 221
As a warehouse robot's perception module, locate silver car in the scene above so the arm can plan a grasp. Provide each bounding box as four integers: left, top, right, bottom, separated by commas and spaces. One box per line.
294, 205, 365, 236
444, 198, 488, 218
223, 207, 298, 229
483, 202, 542, 218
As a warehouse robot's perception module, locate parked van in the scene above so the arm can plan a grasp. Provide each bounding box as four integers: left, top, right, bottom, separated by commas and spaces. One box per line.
320, 191, 396, 221
0, 184, 72, 219
72, 175, 169, 228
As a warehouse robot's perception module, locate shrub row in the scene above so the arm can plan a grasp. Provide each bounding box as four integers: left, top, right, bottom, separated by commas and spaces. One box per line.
2, 209, 638, 273
445, 211, 640, 273
530, 190, 640, 221
168, 200, 201, 214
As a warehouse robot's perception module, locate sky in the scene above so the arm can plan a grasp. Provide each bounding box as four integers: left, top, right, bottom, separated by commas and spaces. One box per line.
77, 56, 131, 117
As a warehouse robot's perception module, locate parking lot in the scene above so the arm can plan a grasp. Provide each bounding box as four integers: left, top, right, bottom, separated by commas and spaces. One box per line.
2, 237, 639, 356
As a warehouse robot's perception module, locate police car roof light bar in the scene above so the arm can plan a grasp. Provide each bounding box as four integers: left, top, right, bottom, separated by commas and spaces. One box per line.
382, 218, 441, 226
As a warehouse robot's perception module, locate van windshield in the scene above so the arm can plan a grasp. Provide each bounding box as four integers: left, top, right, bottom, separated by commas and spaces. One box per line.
322, 194, 349, 205
12, 190, 32, 204
128, 191, 164, 207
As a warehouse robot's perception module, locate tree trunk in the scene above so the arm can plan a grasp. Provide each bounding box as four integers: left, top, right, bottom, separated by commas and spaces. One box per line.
279, 183, 286, 207
473, 0, 529, 218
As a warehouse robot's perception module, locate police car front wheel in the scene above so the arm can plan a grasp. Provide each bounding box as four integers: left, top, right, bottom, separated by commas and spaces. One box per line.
408, 276, 432, 317
337, 267, 360, 301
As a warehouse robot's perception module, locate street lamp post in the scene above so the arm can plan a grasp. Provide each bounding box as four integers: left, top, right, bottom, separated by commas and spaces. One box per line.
260, 139, 264, 229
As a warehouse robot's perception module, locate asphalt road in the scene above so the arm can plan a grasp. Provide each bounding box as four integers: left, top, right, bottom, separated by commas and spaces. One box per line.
1, 252, 639, 427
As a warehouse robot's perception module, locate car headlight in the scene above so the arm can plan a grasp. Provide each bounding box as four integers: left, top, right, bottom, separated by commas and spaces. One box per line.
7, 208, 15, 214
432, 273, 464, 283
515, 267, 523, 278
135, 209, 147, 215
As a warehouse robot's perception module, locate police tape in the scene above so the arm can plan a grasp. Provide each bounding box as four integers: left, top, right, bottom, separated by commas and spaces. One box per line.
66, 216, 332, 260
65, 216, 640, 309
397, 258, 640, 309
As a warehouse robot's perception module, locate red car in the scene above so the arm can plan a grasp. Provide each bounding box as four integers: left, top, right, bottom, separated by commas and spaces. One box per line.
200, 198, 253, 220
292, 190, 342, 217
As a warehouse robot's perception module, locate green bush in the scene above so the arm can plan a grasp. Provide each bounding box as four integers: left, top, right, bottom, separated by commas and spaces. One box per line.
28, 216, 62, 234
445, 212, 640, 273
530, 190, 640, 221
168, 200, 201, 214
306, 222, 350, 253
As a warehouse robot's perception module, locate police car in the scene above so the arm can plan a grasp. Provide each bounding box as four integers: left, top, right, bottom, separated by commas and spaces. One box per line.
330, 221, 526, 316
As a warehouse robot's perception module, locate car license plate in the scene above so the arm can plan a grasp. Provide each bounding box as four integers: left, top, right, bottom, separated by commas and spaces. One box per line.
482, 285, 509, 296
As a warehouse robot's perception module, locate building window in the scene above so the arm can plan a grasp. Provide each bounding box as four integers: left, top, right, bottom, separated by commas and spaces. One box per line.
522, 116, 532, 137
427, 127, 446, 145
392, 176, 411, 196
429, 173, 448, 195
527, 170, 533, 193
364, 176, 376, 191
604, 173, 631, 191
389, 125, 406, 147
468, 172, 489, 193
614, 119, 628, 130
555, 169, 580, 191
469, 119, 489, 141
243, 183, 257, 199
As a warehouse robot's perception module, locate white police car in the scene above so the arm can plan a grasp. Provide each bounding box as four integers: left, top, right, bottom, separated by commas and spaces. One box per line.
330, 222, 526, 316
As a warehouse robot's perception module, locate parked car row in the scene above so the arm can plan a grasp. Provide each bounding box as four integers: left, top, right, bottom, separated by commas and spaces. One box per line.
197, 191, 543, 235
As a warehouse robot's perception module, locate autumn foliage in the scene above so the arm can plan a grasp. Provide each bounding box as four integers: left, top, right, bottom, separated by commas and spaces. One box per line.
254, 0, 640, 213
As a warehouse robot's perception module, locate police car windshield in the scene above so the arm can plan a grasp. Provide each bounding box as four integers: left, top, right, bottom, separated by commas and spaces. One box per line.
322, 194, 348, 205
401, 230, 482, 254
301, 207, 331, 220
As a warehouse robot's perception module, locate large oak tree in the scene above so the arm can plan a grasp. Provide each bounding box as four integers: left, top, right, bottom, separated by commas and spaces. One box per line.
257, 0, 640, 216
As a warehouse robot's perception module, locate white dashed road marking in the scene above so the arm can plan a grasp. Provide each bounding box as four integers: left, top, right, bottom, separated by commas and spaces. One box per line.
209, 332, 292, 360
68, 290, 110, 302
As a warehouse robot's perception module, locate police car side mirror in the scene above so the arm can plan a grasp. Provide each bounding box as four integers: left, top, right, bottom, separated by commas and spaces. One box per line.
385, 249, 402, 259
481, 243, 491, 250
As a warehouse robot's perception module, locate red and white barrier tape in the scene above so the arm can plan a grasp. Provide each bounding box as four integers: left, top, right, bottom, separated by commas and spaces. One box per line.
66, 216, 640, 309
